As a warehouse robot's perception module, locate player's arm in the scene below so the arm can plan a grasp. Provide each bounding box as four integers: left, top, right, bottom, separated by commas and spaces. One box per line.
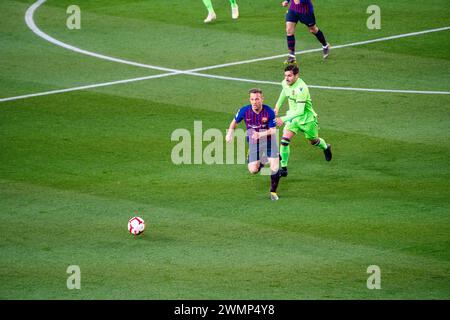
252, 109, 277, 140
226, 119, 238, 143
280, 101, 305, 123
282, 1, 301, 6
274, 89, 287, 116
283, 0, 301, 5
226, 108, 244, 143
253, 127, 276, 140
278, 86, 309, 125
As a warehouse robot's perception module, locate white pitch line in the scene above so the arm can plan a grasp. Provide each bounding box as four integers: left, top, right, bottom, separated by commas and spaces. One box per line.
1, 0, 449, 103
25, 0, 450, 74
3, 70, 447, 103
0, 73, 177, 102
25, 0, 181, 73
307, 84, 450, 95
170, 26, 450, 73
187, 73, 450, 95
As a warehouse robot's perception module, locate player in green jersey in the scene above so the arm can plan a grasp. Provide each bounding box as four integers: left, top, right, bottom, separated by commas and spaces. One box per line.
274, 64, 332, 177
202, 0, 239, 23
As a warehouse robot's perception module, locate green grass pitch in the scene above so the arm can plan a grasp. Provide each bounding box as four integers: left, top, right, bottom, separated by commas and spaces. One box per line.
0, 0, 449, 299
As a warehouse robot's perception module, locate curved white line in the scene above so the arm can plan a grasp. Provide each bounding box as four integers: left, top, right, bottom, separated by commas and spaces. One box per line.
27, 0, 450, 74
25, 0, 181, 73
2, 0, 446, 103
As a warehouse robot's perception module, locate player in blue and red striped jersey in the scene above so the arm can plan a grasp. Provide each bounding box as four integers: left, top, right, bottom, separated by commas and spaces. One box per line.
281, 0, 330, 64
226, 88, 281, 201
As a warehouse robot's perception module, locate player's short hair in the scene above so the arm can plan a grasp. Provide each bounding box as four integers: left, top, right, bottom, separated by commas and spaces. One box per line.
284, 64, 299, 75
248, 88, 263, 95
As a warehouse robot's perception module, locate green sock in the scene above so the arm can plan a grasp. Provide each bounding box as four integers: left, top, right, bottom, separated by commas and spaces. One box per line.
280, 144, 290, 167
229, 0, 237, 6
315, 138, 328, 150
202, 0, 214, 12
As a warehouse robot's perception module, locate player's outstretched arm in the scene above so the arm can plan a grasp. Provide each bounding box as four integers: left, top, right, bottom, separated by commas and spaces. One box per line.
281, 101, 305, 123
275, 90, 287, 116
226, 119, 238, 143
254, 127, 277, 140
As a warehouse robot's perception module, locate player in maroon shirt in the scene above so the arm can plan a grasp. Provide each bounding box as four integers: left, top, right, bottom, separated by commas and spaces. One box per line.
282, 0, 330, 64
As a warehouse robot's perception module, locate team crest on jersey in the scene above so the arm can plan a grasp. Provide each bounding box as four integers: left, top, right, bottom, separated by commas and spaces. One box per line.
262, 117, 268, 123
292, 88, 302, 96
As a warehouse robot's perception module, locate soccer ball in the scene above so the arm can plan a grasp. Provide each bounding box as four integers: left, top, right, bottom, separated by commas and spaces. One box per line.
128, 216, 145, 235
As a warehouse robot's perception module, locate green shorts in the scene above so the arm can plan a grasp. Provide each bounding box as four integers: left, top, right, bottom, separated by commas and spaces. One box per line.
284, 118, 319, 140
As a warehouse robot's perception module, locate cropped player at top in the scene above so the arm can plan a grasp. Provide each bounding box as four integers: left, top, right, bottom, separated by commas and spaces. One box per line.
282, 0, 330, 64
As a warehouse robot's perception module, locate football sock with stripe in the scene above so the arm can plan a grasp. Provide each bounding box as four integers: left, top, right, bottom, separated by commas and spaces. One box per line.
280, 137, 291, 167
313, 138, 328, 150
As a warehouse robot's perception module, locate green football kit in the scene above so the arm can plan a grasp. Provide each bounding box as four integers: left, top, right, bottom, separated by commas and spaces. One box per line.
276, 78, 328, 168
202, 0, 237, 12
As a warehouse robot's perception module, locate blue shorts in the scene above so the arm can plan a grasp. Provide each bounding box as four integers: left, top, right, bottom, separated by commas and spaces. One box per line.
286, 10, 316, 27
248, 138, 279, 163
